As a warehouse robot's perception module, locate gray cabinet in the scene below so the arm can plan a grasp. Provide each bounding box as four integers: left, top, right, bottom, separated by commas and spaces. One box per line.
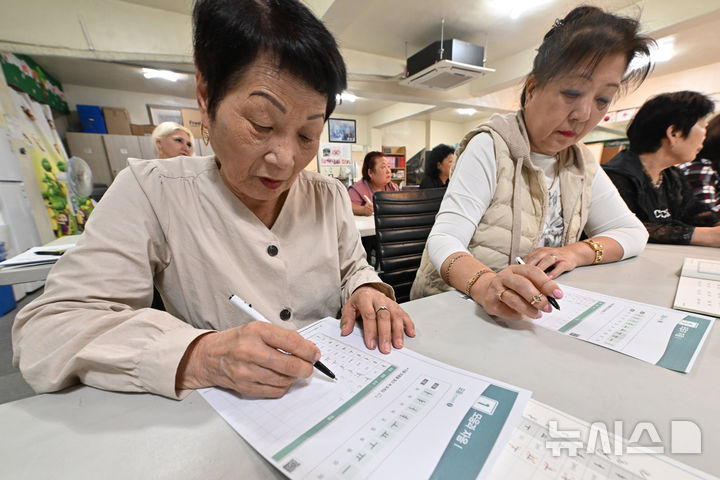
137, 135, 156, 159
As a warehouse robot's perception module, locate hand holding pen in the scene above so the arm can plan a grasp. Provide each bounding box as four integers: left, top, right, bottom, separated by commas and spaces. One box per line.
515, 257, 560, 310
175, 299, 326, 398
229, 295, 336, 380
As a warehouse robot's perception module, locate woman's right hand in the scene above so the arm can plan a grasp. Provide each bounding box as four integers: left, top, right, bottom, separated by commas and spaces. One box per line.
176, 321, 320, 398
470, 264, 563, 321
362, 201, 374, 216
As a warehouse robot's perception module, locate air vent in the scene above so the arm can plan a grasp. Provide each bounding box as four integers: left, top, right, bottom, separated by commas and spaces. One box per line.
399, 59, 494, 90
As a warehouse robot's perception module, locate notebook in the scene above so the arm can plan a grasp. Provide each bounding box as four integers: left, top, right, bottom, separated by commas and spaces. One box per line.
673, 257, 720, 317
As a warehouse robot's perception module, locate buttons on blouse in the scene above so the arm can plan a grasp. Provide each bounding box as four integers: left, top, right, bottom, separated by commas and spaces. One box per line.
279, 308, 292, 321
267, 244, 279, 256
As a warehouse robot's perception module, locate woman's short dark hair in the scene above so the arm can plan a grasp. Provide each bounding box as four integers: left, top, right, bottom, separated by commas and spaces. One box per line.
193, 0, 347, 121
698, 114, 720, 161
362, 151, 384, 181
521, 5, 654, 107
425, 144, 455, 179
627, 91, 715, 155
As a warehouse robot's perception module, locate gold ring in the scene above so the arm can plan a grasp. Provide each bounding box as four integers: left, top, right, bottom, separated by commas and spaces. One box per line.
550, 254, 557, 260
375, 305, 389, 314
530, 294, 543, 305
496, 289, 508, 301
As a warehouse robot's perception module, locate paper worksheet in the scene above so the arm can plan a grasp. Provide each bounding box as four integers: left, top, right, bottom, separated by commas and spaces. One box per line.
530, 284, 714, 373
200, 317, 531, 480
488, 399, 716, 480
673, 257, 720, 317
0, 242, 76, 269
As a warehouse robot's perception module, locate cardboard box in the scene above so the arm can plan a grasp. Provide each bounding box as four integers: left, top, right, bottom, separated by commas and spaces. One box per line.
102, 107, 132, 135
181, 108, 203, 138
130, 124, 156, 136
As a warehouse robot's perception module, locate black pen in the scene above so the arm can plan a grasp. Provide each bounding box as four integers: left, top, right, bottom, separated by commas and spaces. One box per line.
228, 294, 337, 380
34, 250, 66, 256
515, 257, 560, 310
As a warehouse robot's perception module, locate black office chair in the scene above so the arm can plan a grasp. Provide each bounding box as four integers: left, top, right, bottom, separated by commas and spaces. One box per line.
373, 188, 445, 303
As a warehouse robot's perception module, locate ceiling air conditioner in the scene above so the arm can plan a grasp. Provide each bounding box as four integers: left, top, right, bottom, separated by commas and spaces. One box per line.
400, 38, 494, 91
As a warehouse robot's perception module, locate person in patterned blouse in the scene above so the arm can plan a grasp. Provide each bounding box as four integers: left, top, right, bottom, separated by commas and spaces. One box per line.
679, 114, 720, 213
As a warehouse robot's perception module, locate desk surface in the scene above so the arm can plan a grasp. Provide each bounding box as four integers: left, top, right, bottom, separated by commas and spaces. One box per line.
354, 214, 375, 237
0, 235, 81, 286
1, 243, 718, 479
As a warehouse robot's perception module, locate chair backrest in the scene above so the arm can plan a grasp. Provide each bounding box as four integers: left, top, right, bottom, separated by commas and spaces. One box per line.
373, 188, 445, 303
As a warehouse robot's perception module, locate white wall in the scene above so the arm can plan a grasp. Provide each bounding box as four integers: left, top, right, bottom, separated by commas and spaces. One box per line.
379, 120, 426, 159
63, 84, 198, 125
427, 120, 467, 149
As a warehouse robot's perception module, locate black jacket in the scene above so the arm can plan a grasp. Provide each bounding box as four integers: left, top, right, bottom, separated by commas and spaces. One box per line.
603, 149, 720, 244
418, 175, 448, 189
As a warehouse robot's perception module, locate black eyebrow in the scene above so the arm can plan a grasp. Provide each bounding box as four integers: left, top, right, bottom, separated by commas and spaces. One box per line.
250, 91, 286, 114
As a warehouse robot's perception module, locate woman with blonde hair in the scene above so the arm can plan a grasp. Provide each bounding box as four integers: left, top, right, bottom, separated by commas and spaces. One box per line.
151, 121, 195, 158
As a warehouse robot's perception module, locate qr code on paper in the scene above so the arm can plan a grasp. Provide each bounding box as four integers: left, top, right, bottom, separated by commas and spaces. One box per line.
283, 458, 301, 473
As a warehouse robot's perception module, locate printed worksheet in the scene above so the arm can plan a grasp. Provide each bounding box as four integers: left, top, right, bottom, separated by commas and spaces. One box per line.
531, 284, 714, 373
673, 257, 720, 317
488, 400, 715, 480
200, 318, 531, 480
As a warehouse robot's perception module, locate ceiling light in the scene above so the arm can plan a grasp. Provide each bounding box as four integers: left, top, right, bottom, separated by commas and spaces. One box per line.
142, 68, 182, 82
629, 36, 675, 71
493, 0, 554, 20
337, 91, 357, 104
457, 108, 477, 116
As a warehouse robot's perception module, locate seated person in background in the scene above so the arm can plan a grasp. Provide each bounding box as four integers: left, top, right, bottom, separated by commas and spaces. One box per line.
678, 114, 720, 213
603, 91, 720, 246
151, 121, 195, 158
419, 144, 455, 189
13, 0, 414, 401
411, 6, 651, 321
347, 151, 399, 216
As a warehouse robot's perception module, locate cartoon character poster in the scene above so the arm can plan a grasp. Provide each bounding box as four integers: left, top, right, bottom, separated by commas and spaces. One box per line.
7, 88, 94, 237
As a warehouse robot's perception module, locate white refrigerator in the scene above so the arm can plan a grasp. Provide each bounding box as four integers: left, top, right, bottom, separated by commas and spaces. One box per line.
0, 127, 44, 299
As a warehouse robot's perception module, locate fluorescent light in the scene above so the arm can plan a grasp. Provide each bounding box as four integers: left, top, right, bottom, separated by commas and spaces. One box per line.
629, 36, 675, 71
493, 0, 554, 20
457, 108, 477, 116
142, 68, 182, 82
337, 91, 357, 103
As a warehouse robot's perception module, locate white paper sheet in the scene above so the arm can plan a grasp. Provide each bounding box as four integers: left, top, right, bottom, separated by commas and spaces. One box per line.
0, 242, 76, 269
489, 399, 716, 480
673, 257, 720, 317
530, 284, 714, 373
200, 317, 531, 480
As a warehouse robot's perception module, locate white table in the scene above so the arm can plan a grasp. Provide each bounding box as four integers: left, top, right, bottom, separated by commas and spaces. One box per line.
1, 244, 719, 478
354, 215, 375, 237
0, 235, 81, 286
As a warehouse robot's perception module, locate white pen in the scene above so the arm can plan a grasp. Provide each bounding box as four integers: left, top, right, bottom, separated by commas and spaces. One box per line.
228, 294, 337, 380
363, 194, 372, 204
514, 257, 560, 310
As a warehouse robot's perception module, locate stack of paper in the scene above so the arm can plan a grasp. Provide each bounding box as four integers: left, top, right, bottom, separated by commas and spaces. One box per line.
0, 243, 76, 269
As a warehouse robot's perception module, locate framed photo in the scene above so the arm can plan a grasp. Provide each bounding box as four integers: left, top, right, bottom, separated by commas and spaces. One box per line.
328, 118, 356, 143
147, 104, 184, 125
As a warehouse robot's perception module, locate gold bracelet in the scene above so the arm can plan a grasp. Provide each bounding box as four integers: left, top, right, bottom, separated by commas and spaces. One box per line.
465, 269, 493, 297
443, 253, 470, 284
583, 238, 603, 265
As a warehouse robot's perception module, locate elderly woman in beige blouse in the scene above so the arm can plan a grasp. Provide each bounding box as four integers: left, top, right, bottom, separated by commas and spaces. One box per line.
13, 0, 414, 400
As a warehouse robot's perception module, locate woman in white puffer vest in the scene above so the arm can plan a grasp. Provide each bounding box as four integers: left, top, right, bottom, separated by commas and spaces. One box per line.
411, 5, 652, 321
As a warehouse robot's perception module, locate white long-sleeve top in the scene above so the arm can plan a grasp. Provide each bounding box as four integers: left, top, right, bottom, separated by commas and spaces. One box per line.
428, 133, 648, 271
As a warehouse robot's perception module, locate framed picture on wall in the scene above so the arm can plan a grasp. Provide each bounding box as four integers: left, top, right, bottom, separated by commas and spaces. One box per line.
147, 105, 184, 125
328, 118, 356, 143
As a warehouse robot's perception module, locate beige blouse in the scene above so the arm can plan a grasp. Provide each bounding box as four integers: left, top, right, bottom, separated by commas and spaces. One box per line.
13, 156, 391, 399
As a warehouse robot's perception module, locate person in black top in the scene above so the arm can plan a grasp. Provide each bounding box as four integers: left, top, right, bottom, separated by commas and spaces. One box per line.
419, 144, 455, 189
603, 91, 720, 246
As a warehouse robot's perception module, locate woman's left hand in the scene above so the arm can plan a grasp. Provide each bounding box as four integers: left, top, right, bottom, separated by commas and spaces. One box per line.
522, 246, 581, 279
340, 285, 415, 354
